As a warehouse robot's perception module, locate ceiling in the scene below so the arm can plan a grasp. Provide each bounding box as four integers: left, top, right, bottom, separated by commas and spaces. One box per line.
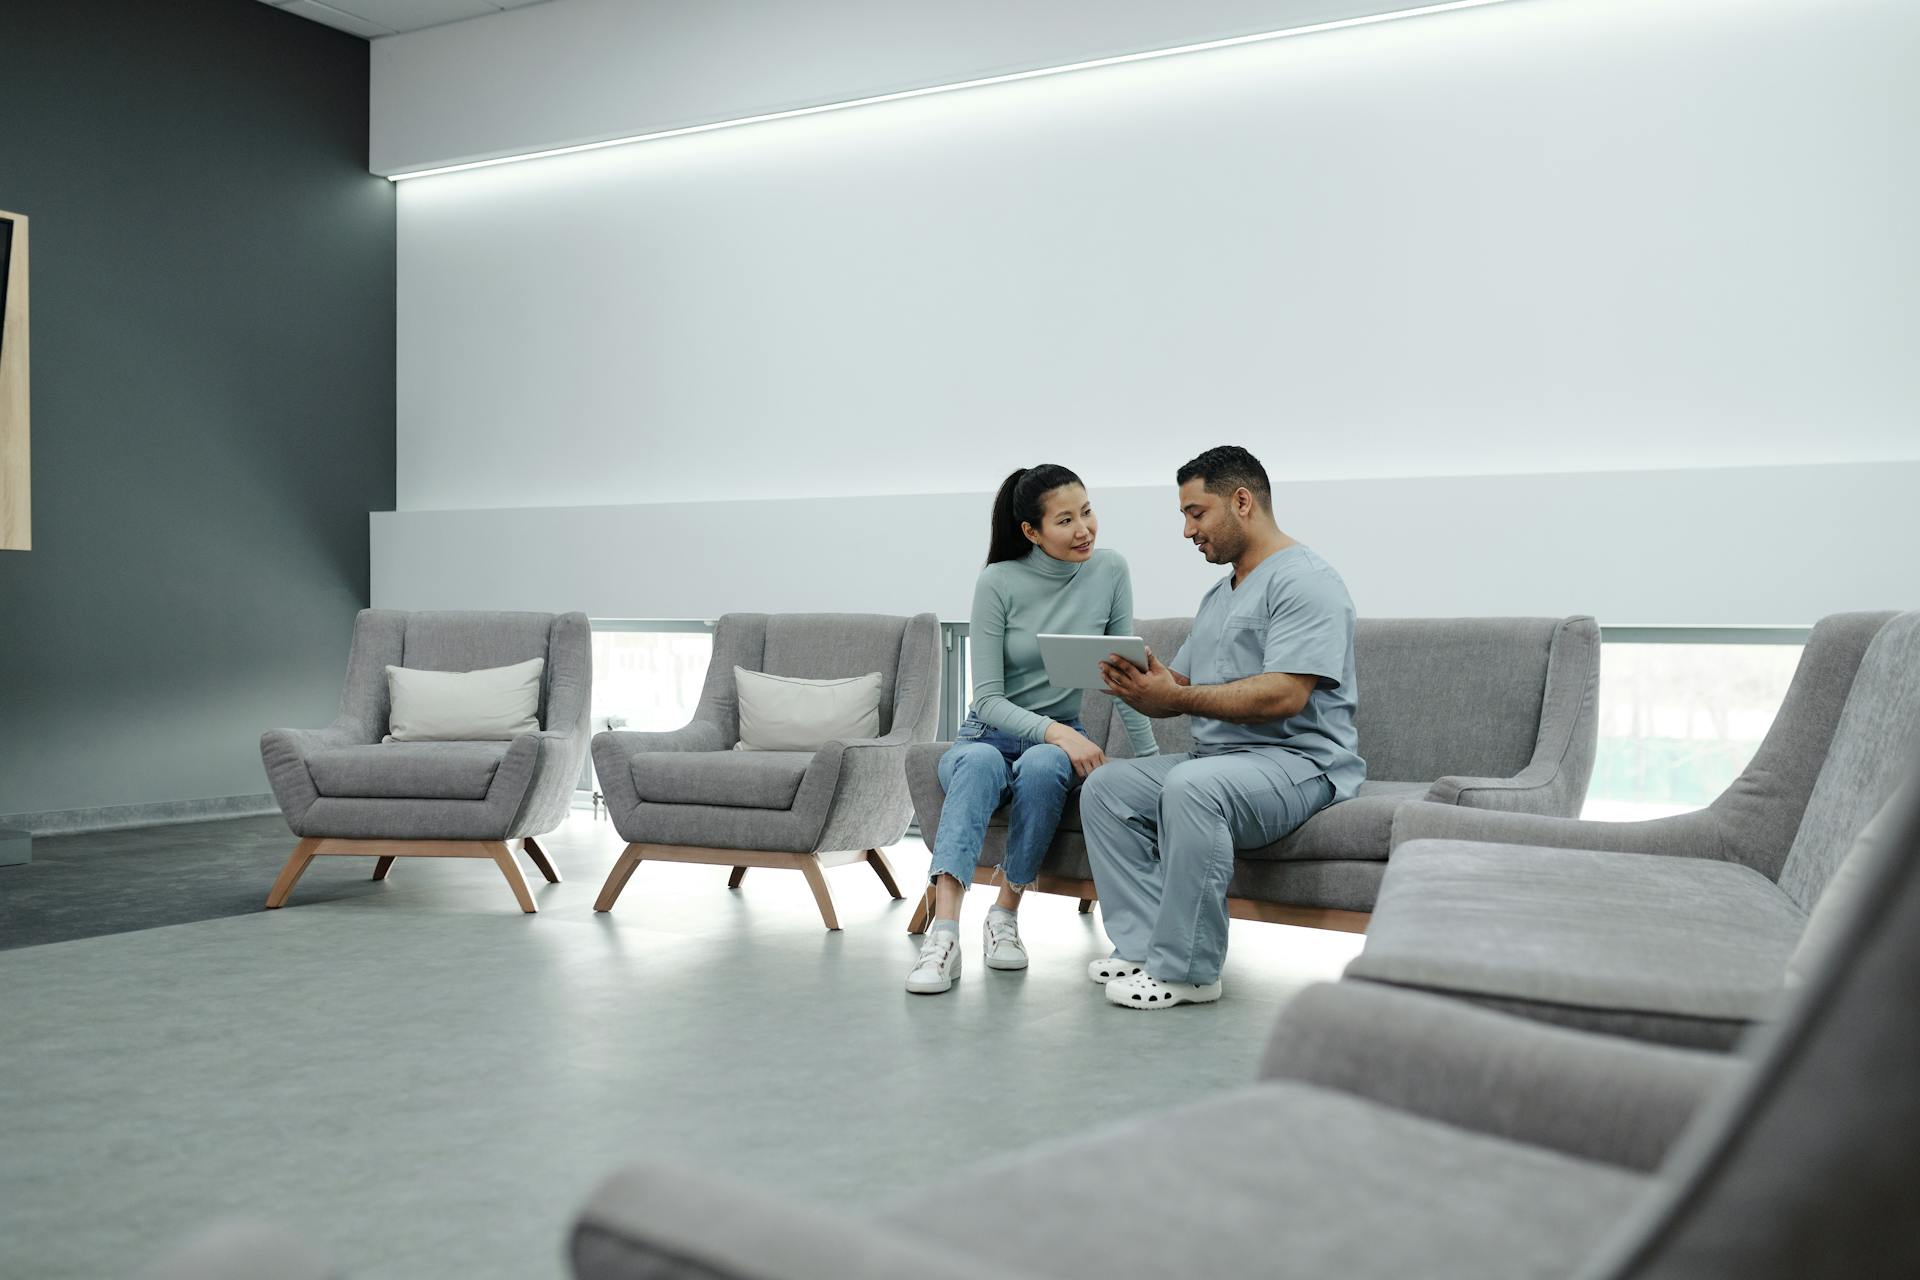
257, 0, 550, 40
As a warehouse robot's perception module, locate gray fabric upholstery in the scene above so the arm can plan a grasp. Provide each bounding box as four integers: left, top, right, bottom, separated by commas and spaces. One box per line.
1348, 841, 1806, 1044
1358, 612, 1916, 1046
306, 741, 509, 801
593, 613, 941, 855
1584, 772, 1920, 1279
1261, 983, 1738, 1172
1785, 784, 1912, 988
563, 772, 1920, 1280
629, 751, 814, 811
573, 1084, 1647, 1280
1774, 611, 1920, 908
260, 610, 592, 842
910, 615, 1600, 910
574, 1166, 1029, 1280
1391, 611, 1899, 877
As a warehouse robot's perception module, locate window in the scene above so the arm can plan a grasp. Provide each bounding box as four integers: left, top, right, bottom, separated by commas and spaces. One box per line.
589, 622, 715, 733
1583, 630, 1806, 822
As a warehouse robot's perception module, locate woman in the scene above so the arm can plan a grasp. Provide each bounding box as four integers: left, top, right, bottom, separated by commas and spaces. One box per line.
907, 464, 1160, 994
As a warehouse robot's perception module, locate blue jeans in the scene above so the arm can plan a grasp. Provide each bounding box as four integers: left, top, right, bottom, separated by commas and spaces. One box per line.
930, 716, 1083, 890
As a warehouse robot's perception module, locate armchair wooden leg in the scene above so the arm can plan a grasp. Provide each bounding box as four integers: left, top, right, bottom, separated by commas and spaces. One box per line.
486, 842, 538, 913
906, 885, 933, 935
728, 866, 748, 889
865, 848, 904, 900
797, 857, 841, 931
265, 838, 323, 909
595, 845, 644, 912
523, 836, 562, 884
372, 856, 397, 882
1078, 897, 1094, 914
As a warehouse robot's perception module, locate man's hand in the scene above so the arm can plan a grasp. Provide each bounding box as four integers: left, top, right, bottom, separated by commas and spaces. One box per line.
1100, 649, 1189, 718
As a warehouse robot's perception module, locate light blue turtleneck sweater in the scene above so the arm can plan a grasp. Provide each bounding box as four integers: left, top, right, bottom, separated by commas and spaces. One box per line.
969, 546, 1160, 758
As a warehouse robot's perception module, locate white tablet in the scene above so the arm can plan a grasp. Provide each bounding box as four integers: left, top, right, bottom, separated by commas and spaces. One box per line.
1037, 634, 1149, 691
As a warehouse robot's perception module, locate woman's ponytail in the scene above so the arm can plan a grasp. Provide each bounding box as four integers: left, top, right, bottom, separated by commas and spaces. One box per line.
986, 464, 1083, 565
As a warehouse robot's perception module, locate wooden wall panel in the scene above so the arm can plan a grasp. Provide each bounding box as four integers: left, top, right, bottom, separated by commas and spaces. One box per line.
0, 209, 27, 552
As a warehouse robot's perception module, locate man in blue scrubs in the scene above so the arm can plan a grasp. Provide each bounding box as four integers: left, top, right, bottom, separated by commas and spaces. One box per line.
1086, 445, 1363, 1009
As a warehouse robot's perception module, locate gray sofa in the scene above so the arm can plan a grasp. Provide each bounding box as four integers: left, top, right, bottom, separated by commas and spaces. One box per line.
1350, 610, 1914, 1047
906, 615, 1599, 930
591, 613, 940, 930
568, 772, 1920, 1280
259, 609, 592, 913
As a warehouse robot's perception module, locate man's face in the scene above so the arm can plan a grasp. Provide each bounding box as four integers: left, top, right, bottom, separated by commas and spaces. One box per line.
1179, 479, 1249, 565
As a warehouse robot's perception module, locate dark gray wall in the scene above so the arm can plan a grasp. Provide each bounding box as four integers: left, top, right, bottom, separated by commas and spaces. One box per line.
0, 1, 394, 822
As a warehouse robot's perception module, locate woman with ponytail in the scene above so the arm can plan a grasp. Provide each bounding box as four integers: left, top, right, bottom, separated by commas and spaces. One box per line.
906, 464, 1160, 994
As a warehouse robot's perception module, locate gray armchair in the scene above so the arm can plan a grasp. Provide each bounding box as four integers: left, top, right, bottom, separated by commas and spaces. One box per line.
569, 775, 1920, 1280
259, 609, 592, 913
905, 615, 1599, 932
1351, 611, 1913, 1047
590, 612, 940, 930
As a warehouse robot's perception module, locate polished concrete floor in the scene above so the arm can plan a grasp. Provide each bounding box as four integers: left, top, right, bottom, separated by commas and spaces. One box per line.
0, 812, 1363, 1279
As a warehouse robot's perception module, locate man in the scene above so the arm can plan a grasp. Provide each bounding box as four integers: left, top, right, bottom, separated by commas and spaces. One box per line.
1085, 445, 1363, 1009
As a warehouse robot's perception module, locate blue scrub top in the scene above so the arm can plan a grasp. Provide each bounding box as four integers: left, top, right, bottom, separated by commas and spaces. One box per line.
1170, 544, 1365, 802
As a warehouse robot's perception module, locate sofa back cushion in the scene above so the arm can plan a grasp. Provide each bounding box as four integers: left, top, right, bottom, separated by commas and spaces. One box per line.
1097, 616, 1563, 781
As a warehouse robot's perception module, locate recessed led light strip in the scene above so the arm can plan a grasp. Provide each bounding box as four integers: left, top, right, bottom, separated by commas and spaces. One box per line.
388, 0, 1520, 182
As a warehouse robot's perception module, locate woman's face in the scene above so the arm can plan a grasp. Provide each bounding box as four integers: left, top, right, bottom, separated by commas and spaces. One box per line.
1022, 484, 1097, 562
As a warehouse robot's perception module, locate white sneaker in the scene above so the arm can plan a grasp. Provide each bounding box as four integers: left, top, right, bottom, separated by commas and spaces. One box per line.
983, 910, 1028, 971
1105, 972, 1222, 1009
906, 929, 962, 994
1087, 957, 1144, 985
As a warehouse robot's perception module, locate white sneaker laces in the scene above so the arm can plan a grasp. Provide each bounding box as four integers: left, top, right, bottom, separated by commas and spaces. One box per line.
915, 932, 958, 971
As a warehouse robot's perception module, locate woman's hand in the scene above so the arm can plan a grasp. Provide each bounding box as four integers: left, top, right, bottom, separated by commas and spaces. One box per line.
1044, 721, 1107, 779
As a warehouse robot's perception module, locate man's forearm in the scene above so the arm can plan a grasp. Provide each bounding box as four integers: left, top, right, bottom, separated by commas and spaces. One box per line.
1174, 674, 1305, 724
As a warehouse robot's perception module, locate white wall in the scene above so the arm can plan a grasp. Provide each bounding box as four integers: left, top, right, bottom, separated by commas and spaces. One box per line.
381, 0, 1918, 625
370, 0, 1478, 176
370, 461, 1920, 626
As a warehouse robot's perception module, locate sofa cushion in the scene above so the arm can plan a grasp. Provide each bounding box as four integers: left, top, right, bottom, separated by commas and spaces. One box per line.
989, 778, 1426, 855
630, 750, 815, 810
1240, 780, 1433, 861
1348, 840, 1808, 1046
307, 741, 510, 801
880, 1081, 1649, 1280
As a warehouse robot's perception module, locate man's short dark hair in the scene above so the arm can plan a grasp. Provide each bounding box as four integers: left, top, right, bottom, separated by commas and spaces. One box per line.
1177, 445, 1271, 512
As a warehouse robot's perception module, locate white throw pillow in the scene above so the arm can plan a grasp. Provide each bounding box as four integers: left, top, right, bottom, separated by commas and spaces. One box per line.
385, 658, 545, 742
733, 667, 882, 752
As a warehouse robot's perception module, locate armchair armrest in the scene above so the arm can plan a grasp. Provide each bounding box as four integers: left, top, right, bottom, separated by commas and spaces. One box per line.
1390, 799, 1730, 861
590, 723, 730, 827
1261, 983, 1736, 1172
573, 1164, 1036, 1280
259, 717, 372, 830
598, 723, 730, 755
801, 731, 921, 852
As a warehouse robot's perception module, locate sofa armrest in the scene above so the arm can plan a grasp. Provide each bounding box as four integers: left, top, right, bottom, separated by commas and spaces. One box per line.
1390, 798, 1730, 860
1261, 983, 1737, 1172
573, 1165, 1031, 1280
